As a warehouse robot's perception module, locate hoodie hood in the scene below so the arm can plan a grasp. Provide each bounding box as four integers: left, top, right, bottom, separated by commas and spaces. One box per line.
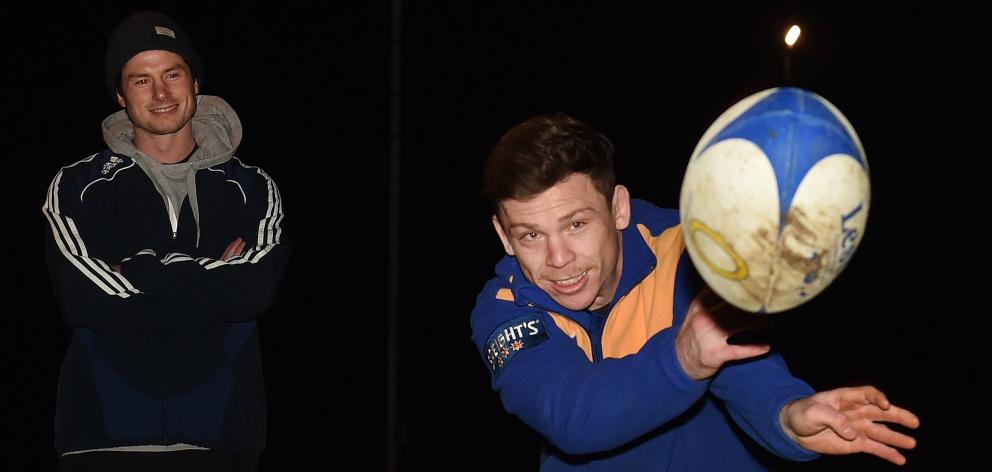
102, 95, 243, 246
102, 94, 242, 168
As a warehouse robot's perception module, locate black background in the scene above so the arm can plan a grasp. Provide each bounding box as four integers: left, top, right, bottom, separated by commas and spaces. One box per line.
6, 1, 986, 470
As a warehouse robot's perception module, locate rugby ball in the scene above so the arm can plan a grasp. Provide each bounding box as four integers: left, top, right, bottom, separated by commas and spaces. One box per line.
679, 87, 869, 313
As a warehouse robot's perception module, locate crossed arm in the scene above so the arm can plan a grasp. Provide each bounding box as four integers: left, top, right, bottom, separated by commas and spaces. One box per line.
111, 237, 246, 274
44, 161, 288, 329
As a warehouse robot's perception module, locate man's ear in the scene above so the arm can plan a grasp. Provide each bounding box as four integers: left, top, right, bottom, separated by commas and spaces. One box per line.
194, 78, 200, 94
492, 214, 515, 256
612, 185, 631, 230
116, 90, 126, 108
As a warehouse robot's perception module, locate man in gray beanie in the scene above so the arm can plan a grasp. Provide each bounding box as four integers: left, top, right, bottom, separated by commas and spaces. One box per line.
43, 10, 288, 471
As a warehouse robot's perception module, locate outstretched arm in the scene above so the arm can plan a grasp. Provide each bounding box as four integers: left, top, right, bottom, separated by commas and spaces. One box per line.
680, 284, 821, 461
474, 281, 777, 455
780, 386, 920, 465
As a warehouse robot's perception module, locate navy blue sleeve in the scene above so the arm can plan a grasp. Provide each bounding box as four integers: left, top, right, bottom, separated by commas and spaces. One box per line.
42, 157, 198, 332
123, 162, 289, 321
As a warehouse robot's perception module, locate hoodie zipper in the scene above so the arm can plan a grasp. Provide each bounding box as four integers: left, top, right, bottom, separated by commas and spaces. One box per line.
167, 197, 179, 240
589, 313, 606, 362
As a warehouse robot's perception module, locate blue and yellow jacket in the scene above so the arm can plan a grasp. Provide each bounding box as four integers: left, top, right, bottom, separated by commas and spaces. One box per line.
42, 100, 287, 461
471, 199, 817, 471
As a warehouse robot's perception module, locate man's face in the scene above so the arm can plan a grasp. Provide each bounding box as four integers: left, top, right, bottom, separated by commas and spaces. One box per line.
116, 50, 198, 139
493, 174, 630, 311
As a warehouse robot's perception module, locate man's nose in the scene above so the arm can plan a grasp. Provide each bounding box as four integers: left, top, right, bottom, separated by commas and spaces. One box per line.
546, 236, 576, 269
152, 80, 168, 100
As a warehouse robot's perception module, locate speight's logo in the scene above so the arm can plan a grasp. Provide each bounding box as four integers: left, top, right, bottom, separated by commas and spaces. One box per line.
485, 313, 549, 379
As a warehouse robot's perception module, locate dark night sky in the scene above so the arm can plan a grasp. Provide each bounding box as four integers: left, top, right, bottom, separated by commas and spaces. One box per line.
6, 2, 986, 470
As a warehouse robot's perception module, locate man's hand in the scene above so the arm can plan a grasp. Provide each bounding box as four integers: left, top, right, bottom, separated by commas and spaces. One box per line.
221, 237, 246, 261
781, 386, 920, 465
675, 287, 773, 380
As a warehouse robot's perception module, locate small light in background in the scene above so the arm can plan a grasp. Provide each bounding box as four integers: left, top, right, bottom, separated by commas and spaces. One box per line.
785, 25, 802, 48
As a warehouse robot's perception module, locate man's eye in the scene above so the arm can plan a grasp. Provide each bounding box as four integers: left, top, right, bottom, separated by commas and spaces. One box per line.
521, 232, 539, 241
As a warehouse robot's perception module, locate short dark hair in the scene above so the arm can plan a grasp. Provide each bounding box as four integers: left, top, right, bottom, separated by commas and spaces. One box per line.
483, 112, 616, 213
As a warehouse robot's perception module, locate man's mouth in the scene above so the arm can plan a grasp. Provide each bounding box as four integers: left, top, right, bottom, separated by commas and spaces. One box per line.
553, 271, 588, 287
549, 271, 589, 295
151, 104, 178, 114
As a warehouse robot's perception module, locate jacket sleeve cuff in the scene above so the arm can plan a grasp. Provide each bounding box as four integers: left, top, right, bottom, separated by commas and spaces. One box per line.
121, 250, 162, 294
768, 387, 820, 461
660, 330, 710, 394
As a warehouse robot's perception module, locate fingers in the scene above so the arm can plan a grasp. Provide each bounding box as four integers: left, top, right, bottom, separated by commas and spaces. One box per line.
725, 343, 771, 362
221, 240, 237, 261
872, 403, 921, 430
838, 385, 888, 409
221, 238, 246, 261
843, 386, 920, 430
857, 385, 889, 408
860, 437, 908, 466
865, 422, 917, 451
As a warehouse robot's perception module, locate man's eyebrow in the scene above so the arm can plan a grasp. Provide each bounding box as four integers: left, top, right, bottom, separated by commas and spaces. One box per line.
557, 207, 595, 223
508, 207, 595, 231
508, 221, 537, 231
123, 71, 151, 80
123, 64, 185, 80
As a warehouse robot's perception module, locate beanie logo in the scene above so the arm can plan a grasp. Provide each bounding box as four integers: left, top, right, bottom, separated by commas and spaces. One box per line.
154, 26, 176, 38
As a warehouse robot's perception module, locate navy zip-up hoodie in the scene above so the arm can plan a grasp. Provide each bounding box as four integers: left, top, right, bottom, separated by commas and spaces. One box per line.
42, 96, 288, 461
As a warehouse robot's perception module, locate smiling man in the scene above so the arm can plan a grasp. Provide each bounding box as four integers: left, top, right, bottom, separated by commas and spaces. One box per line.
470, 113, 919, 471
116, 49, 200, 160
43, 11, 288, 471
492, 172, 627, 312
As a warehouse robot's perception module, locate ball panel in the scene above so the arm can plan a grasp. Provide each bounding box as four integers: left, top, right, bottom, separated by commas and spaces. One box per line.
689, 88, 777, 162
766, 154, 870, 312
681, 138, 780, 312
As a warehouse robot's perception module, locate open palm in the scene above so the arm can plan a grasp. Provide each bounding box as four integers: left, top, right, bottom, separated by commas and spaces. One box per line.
782, 386, 920, 465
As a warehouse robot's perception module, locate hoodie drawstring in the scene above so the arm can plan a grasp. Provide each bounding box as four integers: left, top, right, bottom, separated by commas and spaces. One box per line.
187, 167, 201, 248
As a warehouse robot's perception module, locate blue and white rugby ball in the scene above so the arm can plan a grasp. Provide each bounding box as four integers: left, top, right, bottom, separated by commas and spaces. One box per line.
679, 88, 869, 313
